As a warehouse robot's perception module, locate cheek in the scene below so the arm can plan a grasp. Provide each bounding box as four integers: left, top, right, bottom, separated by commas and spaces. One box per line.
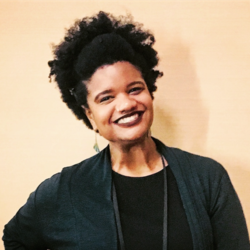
92, 107, 112, 127
145, 97, 154, 120
142, 94, 154, 109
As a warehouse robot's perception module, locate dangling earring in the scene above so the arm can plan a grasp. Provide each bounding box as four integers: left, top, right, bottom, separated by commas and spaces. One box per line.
93, 130, 100, 153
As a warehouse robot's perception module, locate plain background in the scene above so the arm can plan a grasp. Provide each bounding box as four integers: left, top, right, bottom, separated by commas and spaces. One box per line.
1, 0, 250, 247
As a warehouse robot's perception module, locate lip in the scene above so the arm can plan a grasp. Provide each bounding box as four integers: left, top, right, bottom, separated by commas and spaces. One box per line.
113, 111, 144, 126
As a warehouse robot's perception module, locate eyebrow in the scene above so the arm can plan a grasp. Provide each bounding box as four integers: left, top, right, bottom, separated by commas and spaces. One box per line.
127, 81, 145, 88
94, 89, 113, 102
94, 81, 145, 102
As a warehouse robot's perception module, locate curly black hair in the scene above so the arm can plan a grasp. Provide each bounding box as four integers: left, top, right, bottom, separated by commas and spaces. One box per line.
48, 11, 163, 129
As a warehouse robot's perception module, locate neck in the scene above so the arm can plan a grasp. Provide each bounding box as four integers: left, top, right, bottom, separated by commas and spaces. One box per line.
110, 137, 164, 177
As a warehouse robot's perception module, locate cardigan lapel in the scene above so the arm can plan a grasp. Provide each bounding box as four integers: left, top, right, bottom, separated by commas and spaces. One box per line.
70, 147, 118, 250
153, 137, 213, 250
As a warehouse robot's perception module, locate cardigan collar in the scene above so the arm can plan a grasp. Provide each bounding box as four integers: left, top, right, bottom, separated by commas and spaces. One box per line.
71, 137, 210, 249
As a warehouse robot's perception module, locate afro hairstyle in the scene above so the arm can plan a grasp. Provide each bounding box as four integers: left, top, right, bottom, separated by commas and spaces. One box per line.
48, 11, 163, 129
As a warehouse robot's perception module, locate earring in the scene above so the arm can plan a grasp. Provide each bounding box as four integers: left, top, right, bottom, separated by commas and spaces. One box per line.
93, 130, 100, 153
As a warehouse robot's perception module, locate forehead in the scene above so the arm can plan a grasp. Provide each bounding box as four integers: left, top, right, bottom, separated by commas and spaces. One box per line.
86, 61, 144, 93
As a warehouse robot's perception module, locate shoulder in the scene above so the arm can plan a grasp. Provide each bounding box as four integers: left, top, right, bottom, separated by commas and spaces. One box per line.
167, 147, 237, 211
155, 139, 250, 247
170, 147, 227, 179
155, 138, 232, 203
167, 147, 231, 198
34, 150, 106, 208
154, 137, 227, 182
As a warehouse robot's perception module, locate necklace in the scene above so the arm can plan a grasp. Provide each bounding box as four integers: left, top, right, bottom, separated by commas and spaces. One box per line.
112, 155, 168, 250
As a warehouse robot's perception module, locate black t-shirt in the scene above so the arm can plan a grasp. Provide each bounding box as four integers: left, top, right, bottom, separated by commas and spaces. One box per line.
112, 166, 193, 250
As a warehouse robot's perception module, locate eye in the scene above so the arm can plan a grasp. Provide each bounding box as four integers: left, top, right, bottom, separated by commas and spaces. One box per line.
100, 95, 113, 103
129, 87, 144, 94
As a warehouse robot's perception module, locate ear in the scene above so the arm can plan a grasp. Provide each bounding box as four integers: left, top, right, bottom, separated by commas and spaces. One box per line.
82, 105, 98, 131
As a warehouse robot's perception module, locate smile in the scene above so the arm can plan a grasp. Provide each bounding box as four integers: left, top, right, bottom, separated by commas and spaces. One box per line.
115, 111, 143, 125
117, 113, 139, 124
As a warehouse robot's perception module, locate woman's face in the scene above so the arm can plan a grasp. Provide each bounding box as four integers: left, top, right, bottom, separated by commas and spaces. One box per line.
84, 61, 154, 145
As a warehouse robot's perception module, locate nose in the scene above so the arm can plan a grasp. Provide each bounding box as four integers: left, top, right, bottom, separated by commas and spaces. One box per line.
115, 94, 137, 113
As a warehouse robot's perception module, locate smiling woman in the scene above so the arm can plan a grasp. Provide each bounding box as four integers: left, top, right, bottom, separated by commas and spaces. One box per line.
84, 62, 154, 147
2, 11, 250, 250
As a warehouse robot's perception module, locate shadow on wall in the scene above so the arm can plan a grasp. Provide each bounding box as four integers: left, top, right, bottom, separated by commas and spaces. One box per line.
152, 37, 209, 154
152, 35, 250, 232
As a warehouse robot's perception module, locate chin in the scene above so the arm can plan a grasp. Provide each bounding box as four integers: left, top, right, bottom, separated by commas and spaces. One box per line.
116, 129, 151, 145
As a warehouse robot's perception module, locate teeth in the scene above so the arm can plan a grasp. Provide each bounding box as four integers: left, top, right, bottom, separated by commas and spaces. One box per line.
117, 113, 139, 124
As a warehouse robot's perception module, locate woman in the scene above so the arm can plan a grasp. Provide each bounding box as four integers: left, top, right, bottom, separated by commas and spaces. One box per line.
2, 11, 250, 250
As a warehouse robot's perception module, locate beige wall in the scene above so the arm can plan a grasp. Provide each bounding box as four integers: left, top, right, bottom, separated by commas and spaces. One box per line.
0, 0, 250, 247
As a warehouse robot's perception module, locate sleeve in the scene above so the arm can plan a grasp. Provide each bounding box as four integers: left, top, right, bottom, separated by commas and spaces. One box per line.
2, 191, 47, 250
210, 171, 250, 250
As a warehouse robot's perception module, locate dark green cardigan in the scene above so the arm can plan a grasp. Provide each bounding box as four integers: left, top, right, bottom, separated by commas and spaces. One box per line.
3, 138, 250, 249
